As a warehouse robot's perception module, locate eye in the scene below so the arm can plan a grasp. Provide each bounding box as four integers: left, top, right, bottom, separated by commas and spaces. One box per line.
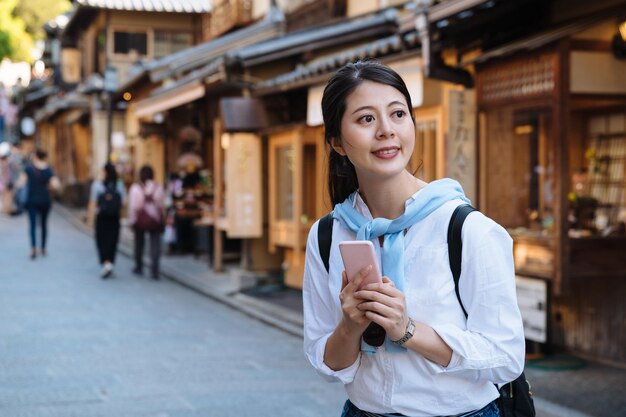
358, 115, 375, 124
393, 110, 406, 118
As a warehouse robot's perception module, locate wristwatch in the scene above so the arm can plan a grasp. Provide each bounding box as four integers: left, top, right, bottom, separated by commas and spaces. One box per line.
392, 317, 416, 346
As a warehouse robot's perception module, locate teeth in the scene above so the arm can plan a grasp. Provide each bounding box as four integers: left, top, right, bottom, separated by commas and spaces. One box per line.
375, 148, 398, 155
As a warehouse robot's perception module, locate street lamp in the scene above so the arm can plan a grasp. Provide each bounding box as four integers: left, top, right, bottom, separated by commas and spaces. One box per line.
104, 66, 118, 161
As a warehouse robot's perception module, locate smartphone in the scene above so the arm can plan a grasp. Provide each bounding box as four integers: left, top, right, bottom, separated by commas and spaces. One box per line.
338, 240, 382, 289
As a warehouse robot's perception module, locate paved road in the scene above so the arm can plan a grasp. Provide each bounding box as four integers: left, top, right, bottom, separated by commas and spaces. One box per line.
0, 210, 346, 417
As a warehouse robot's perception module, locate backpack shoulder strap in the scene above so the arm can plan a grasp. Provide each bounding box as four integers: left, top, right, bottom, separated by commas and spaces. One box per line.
317, 212, 334, 273
447, 204, 477, 318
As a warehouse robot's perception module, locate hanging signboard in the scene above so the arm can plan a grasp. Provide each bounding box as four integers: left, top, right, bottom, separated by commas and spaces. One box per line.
225, 133, 262, 238
515, 275, 548, 343
448, 89, 477, 203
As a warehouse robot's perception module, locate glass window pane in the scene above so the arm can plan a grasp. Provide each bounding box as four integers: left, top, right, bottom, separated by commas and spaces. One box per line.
113, 31, 147, 55
154, 31, 193, 58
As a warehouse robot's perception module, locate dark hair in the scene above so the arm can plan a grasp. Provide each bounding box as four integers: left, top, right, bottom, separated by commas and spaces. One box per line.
103, 162, 117, 187
35, 148, 47, 160
321, 60, 415, 206
139, 165, 154, 183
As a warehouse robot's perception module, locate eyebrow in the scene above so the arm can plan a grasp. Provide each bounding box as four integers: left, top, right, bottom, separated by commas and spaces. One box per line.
351, 101, 407, 115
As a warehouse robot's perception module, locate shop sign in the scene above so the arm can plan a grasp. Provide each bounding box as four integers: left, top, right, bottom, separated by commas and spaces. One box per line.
226, 133, 262, 238
448, 89, 476, 203
515, 275, 548, 343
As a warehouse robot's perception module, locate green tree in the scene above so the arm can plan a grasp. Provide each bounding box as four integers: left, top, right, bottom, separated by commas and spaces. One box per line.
0, 0, 33, 62
14, 0, 72, 41
0, 0, 71, 62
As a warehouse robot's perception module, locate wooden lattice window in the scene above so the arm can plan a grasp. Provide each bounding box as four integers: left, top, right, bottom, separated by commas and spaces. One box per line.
478, 53, 557, 104
586, 112, 626, 226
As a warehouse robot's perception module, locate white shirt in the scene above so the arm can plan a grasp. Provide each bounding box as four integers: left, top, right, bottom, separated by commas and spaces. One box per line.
302, 193, 525, 417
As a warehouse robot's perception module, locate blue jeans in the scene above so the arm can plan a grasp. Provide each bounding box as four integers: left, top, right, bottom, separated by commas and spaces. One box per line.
341, 399, 500, 417
27, 204, 50, 249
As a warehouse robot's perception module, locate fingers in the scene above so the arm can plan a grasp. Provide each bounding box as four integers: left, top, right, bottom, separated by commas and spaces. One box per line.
382, 276, 395, 287
359, 280, 400, 298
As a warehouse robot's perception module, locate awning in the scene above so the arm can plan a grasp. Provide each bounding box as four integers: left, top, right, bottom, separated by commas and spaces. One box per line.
462, 14, 618, 66
34, 94, 90, 122
254, 32, 417, 95
133, 79, 205, 119
428, 0, 488, 22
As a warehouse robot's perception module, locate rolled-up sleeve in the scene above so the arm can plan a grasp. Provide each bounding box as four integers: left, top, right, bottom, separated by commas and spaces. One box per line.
430, 218, 525, 385
303, 221, 360, 384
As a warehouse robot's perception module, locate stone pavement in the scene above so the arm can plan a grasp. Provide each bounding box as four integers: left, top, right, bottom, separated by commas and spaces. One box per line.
0, 209, 346, 416
8, 204, 626, 417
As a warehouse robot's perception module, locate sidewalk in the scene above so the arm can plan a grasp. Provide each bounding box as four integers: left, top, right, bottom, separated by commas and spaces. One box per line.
54, 204, 626, 417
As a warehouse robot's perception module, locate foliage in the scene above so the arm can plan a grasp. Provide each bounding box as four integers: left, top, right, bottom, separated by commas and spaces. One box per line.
0, 0, 71, 63
13, 0, 72, 41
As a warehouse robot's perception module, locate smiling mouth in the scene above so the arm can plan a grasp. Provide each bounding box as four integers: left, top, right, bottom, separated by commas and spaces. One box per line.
372, 147, 400, 156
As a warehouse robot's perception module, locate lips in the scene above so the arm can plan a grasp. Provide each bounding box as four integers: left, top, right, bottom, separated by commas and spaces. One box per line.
372, 147, 400, 158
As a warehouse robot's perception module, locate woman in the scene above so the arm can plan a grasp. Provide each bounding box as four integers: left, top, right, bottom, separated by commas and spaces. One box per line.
19, 148, 60, 259
128, 165, 165, 280
302, 61, 525, 417
87, 162, 125, 278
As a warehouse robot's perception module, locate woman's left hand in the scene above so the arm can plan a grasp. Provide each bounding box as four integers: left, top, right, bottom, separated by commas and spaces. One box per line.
355, 277, 409, 341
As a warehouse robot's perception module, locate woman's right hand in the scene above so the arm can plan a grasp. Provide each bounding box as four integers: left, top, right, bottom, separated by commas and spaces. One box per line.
324, 265, 373, 371
339, 266, 373, 338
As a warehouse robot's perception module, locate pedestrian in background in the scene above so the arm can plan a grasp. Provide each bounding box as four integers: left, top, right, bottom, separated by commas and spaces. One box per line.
17, 148, 60, 259
9, 142, 26, 215
0, 142, 11, 213
87, 162, 125, 278
128, 165, 165, 280
302, 61, 525, 417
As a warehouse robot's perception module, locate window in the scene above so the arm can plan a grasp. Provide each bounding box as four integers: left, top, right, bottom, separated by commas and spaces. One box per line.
113, 31, 148, 55
154, 31, 193, 58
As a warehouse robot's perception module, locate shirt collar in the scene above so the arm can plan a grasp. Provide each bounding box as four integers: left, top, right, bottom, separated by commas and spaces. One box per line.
351, 188, 423, 220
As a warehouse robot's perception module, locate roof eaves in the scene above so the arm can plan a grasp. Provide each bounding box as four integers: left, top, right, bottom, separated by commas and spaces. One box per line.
148, 11, 285, 83
254, 33, 416, 95
75, 0, 211, 14
150, 58, 223, 97
230, 8, 399, 67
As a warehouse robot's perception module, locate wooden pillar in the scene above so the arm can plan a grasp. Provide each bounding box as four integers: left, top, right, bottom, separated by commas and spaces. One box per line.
213, 117, 223, 272
554, 39, 571, 296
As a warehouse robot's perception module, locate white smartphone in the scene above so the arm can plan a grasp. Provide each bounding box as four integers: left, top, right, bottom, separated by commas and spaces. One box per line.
338, 240, 382, 290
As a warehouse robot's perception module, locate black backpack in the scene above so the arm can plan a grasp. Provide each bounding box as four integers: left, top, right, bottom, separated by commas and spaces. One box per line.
317, 204, 535, 417
97, 182, 122, 218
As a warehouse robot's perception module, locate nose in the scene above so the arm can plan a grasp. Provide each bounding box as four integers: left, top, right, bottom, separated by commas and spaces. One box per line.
376, 116, 395, 140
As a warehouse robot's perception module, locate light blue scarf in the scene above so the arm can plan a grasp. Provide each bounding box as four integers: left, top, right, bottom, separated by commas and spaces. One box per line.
332, 178, 470, 353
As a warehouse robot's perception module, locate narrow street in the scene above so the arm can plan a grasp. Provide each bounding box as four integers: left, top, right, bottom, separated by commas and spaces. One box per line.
0, 210, 345, 416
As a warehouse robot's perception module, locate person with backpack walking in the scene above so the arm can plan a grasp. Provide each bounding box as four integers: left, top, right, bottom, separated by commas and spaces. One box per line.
302, 61, 528, 417
128, 165, 165, 280
17, 148, 60, 259
87, 162, 125, 278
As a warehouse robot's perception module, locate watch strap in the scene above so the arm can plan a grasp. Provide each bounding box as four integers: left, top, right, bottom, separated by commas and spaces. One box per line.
392, 318, 415, 346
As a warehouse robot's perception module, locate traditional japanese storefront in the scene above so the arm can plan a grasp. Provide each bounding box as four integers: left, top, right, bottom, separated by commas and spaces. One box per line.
473, 18, 626, 364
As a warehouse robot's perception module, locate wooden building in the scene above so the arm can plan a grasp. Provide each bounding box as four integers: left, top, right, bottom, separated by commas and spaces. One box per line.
425, 0, 626, 365
50, 0, 208, 191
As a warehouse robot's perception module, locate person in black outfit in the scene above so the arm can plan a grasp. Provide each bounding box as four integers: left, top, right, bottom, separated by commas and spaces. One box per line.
87, 162, 126, 278
18, 149, 60, 259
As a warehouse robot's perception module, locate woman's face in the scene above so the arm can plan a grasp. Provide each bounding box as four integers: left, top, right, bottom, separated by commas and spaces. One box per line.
332, 80, 415, 185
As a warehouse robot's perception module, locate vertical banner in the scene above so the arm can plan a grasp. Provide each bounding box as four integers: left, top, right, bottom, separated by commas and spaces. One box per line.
226, 133, 262, 238
448, 89, 477, 203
